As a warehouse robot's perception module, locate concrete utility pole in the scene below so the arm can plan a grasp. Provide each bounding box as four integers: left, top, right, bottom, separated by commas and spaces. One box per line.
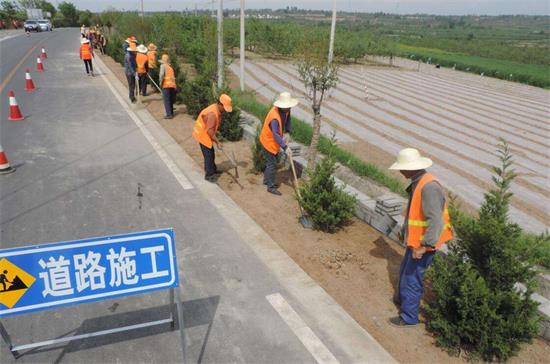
212, 0, 215, 16
239, 0, 245, 91
140, 0, 144, 18
328, 0, 336, 63
217, 0, 224, 88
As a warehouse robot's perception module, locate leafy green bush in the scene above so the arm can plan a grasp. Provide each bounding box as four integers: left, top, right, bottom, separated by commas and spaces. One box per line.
297, 144, 357, 233
181, 75, 214, 118
250, 126, 266, 174
105, 35, 125, 65
426, 140, 540, 361
219, 107, 243, 141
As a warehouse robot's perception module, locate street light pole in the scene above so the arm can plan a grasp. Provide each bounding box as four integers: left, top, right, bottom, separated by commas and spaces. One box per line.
239, 0, 245, 91
328, 0, 336, 64
217, 0, 224, 88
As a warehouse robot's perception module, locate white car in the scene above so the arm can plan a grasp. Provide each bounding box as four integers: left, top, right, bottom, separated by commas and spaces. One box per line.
37, 19, 52, 31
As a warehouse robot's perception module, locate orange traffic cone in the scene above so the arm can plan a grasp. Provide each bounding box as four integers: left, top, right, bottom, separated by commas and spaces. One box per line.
8, 91, 24, 121
36, 56, 44, 72
0, 144, 15, 175
25, 69, 36, 92
41, 47, 48, 59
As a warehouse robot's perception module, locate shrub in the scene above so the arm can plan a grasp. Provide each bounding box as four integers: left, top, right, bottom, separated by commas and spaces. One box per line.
105, 35, 125, 65
181, 75, 214, 118
426, 140, 540, 361
250, 126, 266, 173
219, 107, 243, 141
297, 142, 357, 233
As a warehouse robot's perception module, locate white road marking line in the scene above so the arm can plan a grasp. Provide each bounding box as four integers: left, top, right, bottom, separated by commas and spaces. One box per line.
95, 60, 194, 190
266, 293, 340, 364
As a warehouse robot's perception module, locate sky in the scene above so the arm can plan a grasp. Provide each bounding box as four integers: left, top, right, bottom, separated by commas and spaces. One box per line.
66, 0, 550, 15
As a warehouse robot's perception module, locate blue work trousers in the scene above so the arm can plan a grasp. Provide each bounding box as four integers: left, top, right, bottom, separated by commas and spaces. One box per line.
398, 247, 435, 324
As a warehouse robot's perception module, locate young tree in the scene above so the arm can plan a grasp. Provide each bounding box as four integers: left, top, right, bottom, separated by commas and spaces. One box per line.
57, 1, 78, 26
297, 32, 338, 168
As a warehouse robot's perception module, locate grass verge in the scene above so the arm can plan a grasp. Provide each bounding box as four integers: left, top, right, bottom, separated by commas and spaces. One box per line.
231, 90, 406, 196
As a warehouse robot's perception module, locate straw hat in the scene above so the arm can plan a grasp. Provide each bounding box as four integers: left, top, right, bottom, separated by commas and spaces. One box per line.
160, 54, 170, 63
219, 94, 233, 112
80, 38, 90, 44
148, 43, 157, 51
137, 44, 148, 53
388, 148, 433, 171
273, 92, 298, 108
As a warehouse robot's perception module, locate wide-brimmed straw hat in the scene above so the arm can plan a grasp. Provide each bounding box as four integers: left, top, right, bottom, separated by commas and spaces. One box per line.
219, 94, 233, 112
148, 43, 157, 51
80, 38, 90, 44
273, 92, 298, 108
137, 44, 148, 53
389, 148, 433, 171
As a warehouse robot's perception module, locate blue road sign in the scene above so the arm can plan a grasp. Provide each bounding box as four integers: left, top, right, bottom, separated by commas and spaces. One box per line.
0, 229, 178, 317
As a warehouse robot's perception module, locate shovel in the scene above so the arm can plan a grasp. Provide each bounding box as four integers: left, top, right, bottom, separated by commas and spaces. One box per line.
287, 152, 313, 229
218, 147, 239, 179
147, 73, 163, 93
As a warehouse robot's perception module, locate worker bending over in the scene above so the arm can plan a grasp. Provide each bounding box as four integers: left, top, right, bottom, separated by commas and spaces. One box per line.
192, 95, 233, 182
388, 148, 453, 327
260, 92, 297, 195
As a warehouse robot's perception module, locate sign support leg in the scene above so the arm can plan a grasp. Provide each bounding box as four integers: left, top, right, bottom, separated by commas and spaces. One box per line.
0, 321, 19, 358
169, 288, 175, 329
175, 288, 186, 364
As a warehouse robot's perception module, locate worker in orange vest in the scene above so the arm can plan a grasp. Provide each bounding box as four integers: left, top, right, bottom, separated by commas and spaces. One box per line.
136, 44, 149, 97
79, 38, 94, 76
259, 92, 298, 195
388, 148, 453, 327
147, 43, 159, 92
158, 54, 178, 119
192, 94, 233, 182
122, 36, 137, 53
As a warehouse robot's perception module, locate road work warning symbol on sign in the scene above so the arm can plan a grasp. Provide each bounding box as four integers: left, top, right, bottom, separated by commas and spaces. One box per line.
0, 258, 36, 309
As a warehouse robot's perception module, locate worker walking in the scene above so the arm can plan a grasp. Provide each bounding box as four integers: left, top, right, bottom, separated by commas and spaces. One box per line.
158, 54, 177, 119
79, 38, 94, 76
192, 95, 233, 182
388, 148, 453, 327
124, 43, 138, 103
259, 92, 297, 195
136, 44, 149, 97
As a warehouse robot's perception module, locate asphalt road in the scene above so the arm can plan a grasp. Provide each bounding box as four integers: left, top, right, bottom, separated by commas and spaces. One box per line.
0, 29, 393, 363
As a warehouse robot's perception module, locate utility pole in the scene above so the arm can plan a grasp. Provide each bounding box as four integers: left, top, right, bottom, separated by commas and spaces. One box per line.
328, 0, 336, 63
211, 0, 215, 16
217, 0, 224, 88
194, 3, 198, 16
239, 0, 245, 91
140, 0, 144, 18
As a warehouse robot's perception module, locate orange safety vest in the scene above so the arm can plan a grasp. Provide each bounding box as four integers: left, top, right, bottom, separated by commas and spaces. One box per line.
147, 50, 158, 69
260, 107, 284, 155
192, 104, 221, 148
136, 53, 148, 74
80, 44, 92, 60
162, 64, 176, 89
406, 173, 453, 250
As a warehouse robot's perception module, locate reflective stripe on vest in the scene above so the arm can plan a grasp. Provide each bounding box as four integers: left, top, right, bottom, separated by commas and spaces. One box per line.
147, 50, 157, 69
192, 104, 221, 148
162, 64, 176, 88
260, 107, 283, 155
80, 44, 92, 60
136, 53, 148, 74
406, 173, 453, 250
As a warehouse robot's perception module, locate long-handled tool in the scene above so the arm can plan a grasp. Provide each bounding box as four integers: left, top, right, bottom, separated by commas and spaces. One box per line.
147, 73, 163, 93
219, 147, 239, 179
287, 152, 313, 229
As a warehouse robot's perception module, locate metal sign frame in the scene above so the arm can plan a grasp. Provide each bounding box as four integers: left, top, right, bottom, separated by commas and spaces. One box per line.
0, 229, 186, 362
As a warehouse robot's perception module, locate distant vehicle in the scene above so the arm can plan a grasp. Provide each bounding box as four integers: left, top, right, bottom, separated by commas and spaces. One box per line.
26, 8, 43, 20
37, 19, 52, 31
24, 20, 41, 32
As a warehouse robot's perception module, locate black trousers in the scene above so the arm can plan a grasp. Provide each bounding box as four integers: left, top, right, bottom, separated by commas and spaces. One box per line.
138, 73, 147, 96
200, 143, 217, 178
162, 88, 176, 117
262, 147, 278, 188
126, 74, 136, 102
83, 59, 93, 74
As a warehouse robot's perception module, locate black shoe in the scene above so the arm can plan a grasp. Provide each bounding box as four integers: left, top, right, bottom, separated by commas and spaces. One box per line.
214, 170, 222, 175
131, 99, 137, 104
205, 175, 216, 183
267, 187, 282, 196
388, 316, 417, 328
164, 115, 173, 119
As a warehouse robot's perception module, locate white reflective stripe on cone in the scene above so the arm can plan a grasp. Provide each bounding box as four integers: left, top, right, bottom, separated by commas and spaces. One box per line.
25, 72, 31, 79
9, 97, 18, 106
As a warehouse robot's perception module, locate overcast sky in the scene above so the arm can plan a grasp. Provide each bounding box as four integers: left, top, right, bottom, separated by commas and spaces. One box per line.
64, 0, 549, 15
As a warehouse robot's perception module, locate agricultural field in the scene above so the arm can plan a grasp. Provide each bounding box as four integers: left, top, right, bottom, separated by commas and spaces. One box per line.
230, 60, 550, 233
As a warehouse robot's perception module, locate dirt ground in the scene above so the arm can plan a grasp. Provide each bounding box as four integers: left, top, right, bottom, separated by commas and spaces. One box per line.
100, 55, 550, 363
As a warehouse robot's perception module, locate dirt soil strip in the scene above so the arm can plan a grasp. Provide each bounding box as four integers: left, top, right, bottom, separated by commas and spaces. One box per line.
245, 61, 549, 227
100, 53, 550, 364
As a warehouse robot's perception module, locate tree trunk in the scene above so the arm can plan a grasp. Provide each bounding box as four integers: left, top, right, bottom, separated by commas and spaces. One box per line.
308, 105, 322, 168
